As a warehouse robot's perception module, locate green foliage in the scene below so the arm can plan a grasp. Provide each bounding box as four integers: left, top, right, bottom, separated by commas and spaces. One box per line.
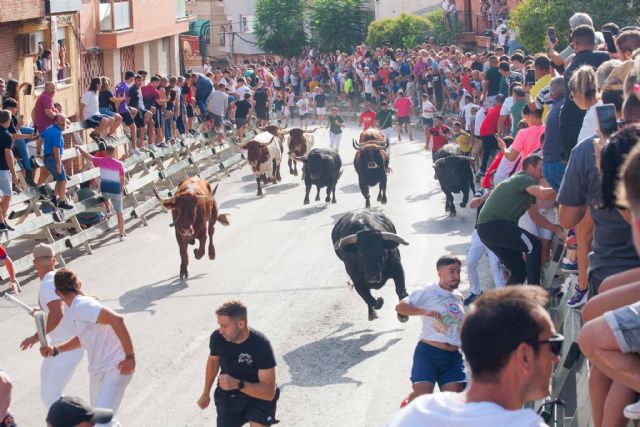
311, 0, 368, 53
254, 0, 308, 57
366, 10, 460, 49
511, 0, 640, 54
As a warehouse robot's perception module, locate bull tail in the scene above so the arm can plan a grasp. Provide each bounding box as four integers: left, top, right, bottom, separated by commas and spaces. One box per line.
217, 213, 231, 226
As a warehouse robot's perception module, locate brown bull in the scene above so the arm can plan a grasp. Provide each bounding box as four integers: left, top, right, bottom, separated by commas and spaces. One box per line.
155, 177, 230, 279
287, 127, 316, 177
359, 128, 387, 145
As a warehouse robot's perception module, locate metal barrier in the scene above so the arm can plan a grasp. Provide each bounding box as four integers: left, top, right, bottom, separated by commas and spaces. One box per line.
0, 122, 254, 288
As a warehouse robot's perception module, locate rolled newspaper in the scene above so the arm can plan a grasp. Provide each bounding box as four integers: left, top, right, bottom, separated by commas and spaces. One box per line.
3, 293, 35, 315
34, 312, 48, 347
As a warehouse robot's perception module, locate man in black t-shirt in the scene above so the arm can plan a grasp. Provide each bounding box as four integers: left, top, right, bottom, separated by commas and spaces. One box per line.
0, 110, 18, 231
197, 301, 279, 427
253, 84, 269, 127
233, 94, 253, 144
313, 87, 327, 123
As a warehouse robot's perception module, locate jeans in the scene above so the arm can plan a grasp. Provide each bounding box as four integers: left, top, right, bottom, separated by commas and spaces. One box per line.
477, 219, 542, 285
90, 366, 132, 427
466, 229, 505, 295
164, 110, 174, 141
15, 127, 34, 171
41, 348, 84, 408
542, 161, 566, 192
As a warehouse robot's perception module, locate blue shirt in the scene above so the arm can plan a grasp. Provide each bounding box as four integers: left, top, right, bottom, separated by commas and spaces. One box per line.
194, 74, 213, 100
543, 96, 564, 163
41, 124, 64, 156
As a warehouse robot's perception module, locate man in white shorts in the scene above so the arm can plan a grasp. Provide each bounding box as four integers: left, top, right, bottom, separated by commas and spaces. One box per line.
41, 268, 135, 427
20, 244, 84, 409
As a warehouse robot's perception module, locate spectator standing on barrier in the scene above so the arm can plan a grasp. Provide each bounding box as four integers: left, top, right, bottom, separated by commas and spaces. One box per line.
478, 94, 505, 176
541, 76, 566, 192
37, 114, 74, 210
0, 110, 19, 231
41, 268, 135, 427
327, 107, 345, 151
191, 73, 214, 123
32, 82, 58, 135
232, 93, 252, 145
386, 286, 559, 427
128, 75, 153, 153
3, 97, 37, 187
75, 145, 126, 241
114, 71, 137, 154
482, 56, 501, 106
395, 256, 466, 402
477, 154, 561, 285
46, 396, 113, 427
207, 83, 229, 145
0, 369, 15, 427
20, 244, 84, 409
197, 301, 279, 427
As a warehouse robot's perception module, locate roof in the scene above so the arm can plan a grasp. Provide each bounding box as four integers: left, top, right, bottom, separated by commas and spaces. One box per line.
187, 19, 210, 38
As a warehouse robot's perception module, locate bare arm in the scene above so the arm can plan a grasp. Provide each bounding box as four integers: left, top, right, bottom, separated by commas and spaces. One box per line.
469, 191, 490, 209
96, 307, 134, 356
526, 184, 556, 201
395, 300, 440, 319
241, 367, 277, 401
75, 145, 95, 162
558, 204, 586, 230
44, 108, 55, 120
4, 148, 18, 182
197, 355, 220, 409
528, 205, 563, 237
497, 115, 507, 136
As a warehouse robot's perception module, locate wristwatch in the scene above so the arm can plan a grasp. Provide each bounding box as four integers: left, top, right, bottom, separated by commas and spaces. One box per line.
238, 380, 245, 390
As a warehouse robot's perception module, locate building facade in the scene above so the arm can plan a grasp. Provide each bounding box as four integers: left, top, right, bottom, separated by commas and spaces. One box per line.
369, 0, 442, 20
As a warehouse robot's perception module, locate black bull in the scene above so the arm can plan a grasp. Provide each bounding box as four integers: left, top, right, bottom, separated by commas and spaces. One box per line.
332, 209, 409, 321
353, 140, 389, 208
297, 148, 342, 205
433, 146, 475, 217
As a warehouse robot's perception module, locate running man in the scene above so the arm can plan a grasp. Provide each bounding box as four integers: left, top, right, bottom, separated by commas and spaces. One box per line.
376, 101, 395, 144
394, 89, 414, 141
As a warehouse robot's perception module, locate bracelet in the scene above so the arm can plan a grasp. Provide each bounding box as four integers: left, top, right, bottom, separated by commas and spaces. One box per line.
52, 346, 59, 357
125, 353, 135, 360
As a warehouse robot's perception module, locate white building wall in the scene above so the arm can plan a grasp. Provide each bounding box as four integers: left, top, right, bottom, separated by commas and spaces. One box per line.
373, 0, 442, 19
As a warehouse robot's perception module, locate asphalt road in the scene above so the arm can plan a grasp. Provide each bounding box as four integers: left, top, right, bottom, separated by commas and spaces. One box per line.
0, 123, 490, 426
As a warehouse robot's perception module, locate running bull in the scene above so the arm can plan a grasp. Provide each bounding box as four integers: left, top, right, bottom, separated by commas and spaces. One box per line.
353, 129, 390, 208
287, 127, 317, 177
296, 148, 342, 205
332, 209, 409, 321
432, 144, 475, 217
240, 131, 283, 196
155, 177, 230, 279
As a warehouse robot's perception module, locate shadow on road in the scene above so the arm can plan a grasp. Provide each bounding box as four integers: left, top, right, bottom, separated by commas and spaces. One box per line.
412, 216, 473, 237
281, 323, 402, 389
339, 183, 361, 194
445, 242, 469, 257
116, 274, 205, 314
219, 196, 259, 209
277, 205, 328, 221
405, 189, 439, 203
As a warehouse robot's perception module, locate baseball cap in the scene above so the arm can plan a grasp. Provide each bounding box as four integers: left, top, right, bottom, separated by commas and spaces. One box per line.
32, 243, 55, 259
46, 397, 113, 427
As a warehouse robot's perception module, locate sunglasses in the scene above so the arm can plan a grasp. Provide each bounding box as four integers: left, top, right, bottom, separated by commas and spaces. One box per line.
536, 333, 564, 356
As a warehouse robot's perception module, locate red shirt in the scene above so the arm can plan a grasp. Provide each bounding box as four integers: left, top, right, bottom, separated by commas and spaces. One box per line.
430, 125, 450, 153
479, 104, 502, 137
461, 74, 472, 94
33, 92, 55, 131
360, 111, 376, 130
394, 97, 412, 117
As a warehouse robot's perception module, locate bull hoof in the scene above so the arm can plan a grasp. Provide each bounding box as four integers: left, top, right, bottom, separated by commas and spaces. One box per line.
365, 200, 371, 208
276, 176, 282, 182
374, 297, 384, 310
398, 313, 409, 323
332, 198, 337, 204
180, 270, 188, 280
189, 238, 196, 245
368, 310, 379, 321
460, 202, 467, 208
445, 204, 450, 212
304, 199, 310, 205
194, 249, 205, 260
293, 170, 298, 176
381, 196, 387, 205
449, 210, 457, 217
257, 192, 263, 197
377, 193, 382, 201
325, 196, 331, 203
315, 195, 320, 201
208, 246, 216, 260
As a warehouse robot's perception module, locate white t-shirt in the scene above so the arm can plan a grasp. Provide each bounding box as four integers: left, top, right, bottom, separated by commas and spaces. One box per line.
364, 78, 373, 94
463, 103, 479, 132
297, 98, 309, 115
38, 271, 77, 346
494, 154, 520, 185
496, 24, 509, 46
81, 91, 100, 121
474, 107, 486, 136
68, 295, 124, 375
578, 100, 603, 144
235, 85, 251, 99
404, 283, 464, 346
422, 100, 435, 119
385, 392, 547, 427
500, 96, 514, 117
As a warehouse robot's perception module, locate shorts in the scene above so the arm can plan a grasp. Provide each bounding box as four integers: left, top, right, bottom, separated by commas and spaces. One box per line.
604, 302, 640, 353
103, 192, 123, 213
255, 108, 269, 121
398, 116, 410, 125
44, 156, 67, 182
422, 117, 434, 127
121, 111, 134, 126
214, 387, 279, 427
365, 93, 372, 102
186, 104, 195, 118
134, 109, 148, 129
299, 113, 307, 119
411, 342, 466, 387
85, 114, 110, 128
99, 108, 117, 117
211, 114, 224, 127
153, 108, 164, 129
0, 170, 12, 197
235, 118, 248, 129
518, 209, 557, 240
316, 107, 326, 115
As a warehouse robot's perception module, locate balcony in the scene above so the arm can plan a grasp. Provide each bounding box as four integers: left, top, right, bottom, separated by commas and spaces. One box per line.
99, 0, 132, 32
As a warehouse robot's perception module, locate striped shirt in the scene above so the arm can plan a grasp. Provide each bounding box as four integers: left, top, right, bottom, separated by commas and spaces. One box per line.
92, 156, 124, 194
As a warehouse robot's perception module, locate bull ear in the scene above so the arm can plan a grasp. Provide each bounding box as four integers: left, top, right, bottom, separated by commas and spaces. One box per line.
161, 200, 177, 210
341, 244, 357, 253
383, 240, 400, 250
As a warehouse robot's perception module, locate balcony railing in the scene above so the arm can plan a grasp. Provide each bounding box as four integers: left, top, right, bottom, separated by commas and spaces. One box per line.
99, 0, 132, 32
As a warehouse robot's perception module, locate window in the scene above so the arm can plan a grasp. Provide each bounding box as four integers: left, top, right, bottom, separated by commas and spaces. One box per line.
219, 25, 226, 47
176, 0, 187, 19
33, 28, 74, 88
99, 0, 132, 32
56, 28, 72, 85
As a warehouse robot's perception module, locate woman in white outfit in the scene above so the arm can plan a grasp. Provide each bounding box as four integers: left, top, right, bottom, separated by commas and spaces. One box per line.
41, 268, 135, 427
20, 244, 84, 409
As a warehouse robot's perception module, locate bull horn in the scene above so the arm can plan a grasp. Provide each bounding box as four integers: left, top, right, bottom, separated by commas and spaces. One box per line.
380, 232, 409, 246
334, 234, 358, 251
154, 188, 176, 205
295, 155, 307, 161
305, 127, 319, 133
352, 139, 363, 150
433, 159, 445, 167
384, 139, 390, 149
459, 156, 475, 161
196, 194, 215, 201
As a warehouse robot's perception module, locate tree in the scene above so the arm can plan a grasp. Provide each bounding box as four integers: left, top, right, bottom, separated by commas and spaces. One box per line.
511, 0, 640, 54
311, 0, 369, 53
254, 0, 308, 57
366, 10, 457, 49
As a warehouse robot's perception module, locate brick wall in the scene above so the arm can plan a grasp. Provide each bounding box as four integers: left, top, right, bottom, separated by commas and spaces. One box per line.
0, 24, 20, 79
0, 0, 44, 23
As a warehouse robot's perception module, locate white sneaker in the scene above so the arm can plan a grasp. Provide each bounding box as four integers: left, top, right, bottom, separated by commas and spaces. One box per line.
624, 400, 640, 419
119, 234, 126, 242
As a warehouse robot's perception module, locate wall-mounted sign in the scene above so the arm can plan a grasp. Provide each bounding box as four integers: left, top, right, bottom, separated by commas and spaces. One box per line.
46, 0, 82, 15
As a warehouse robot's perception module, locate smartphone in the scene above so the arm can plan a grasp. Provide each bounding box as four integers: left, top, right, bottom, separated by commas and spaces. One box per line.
526, 69, 536, 85
603, 30, 617, 53
596, 104, 619, 137
547, 27, 557, 44
25, 83, 33, 95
